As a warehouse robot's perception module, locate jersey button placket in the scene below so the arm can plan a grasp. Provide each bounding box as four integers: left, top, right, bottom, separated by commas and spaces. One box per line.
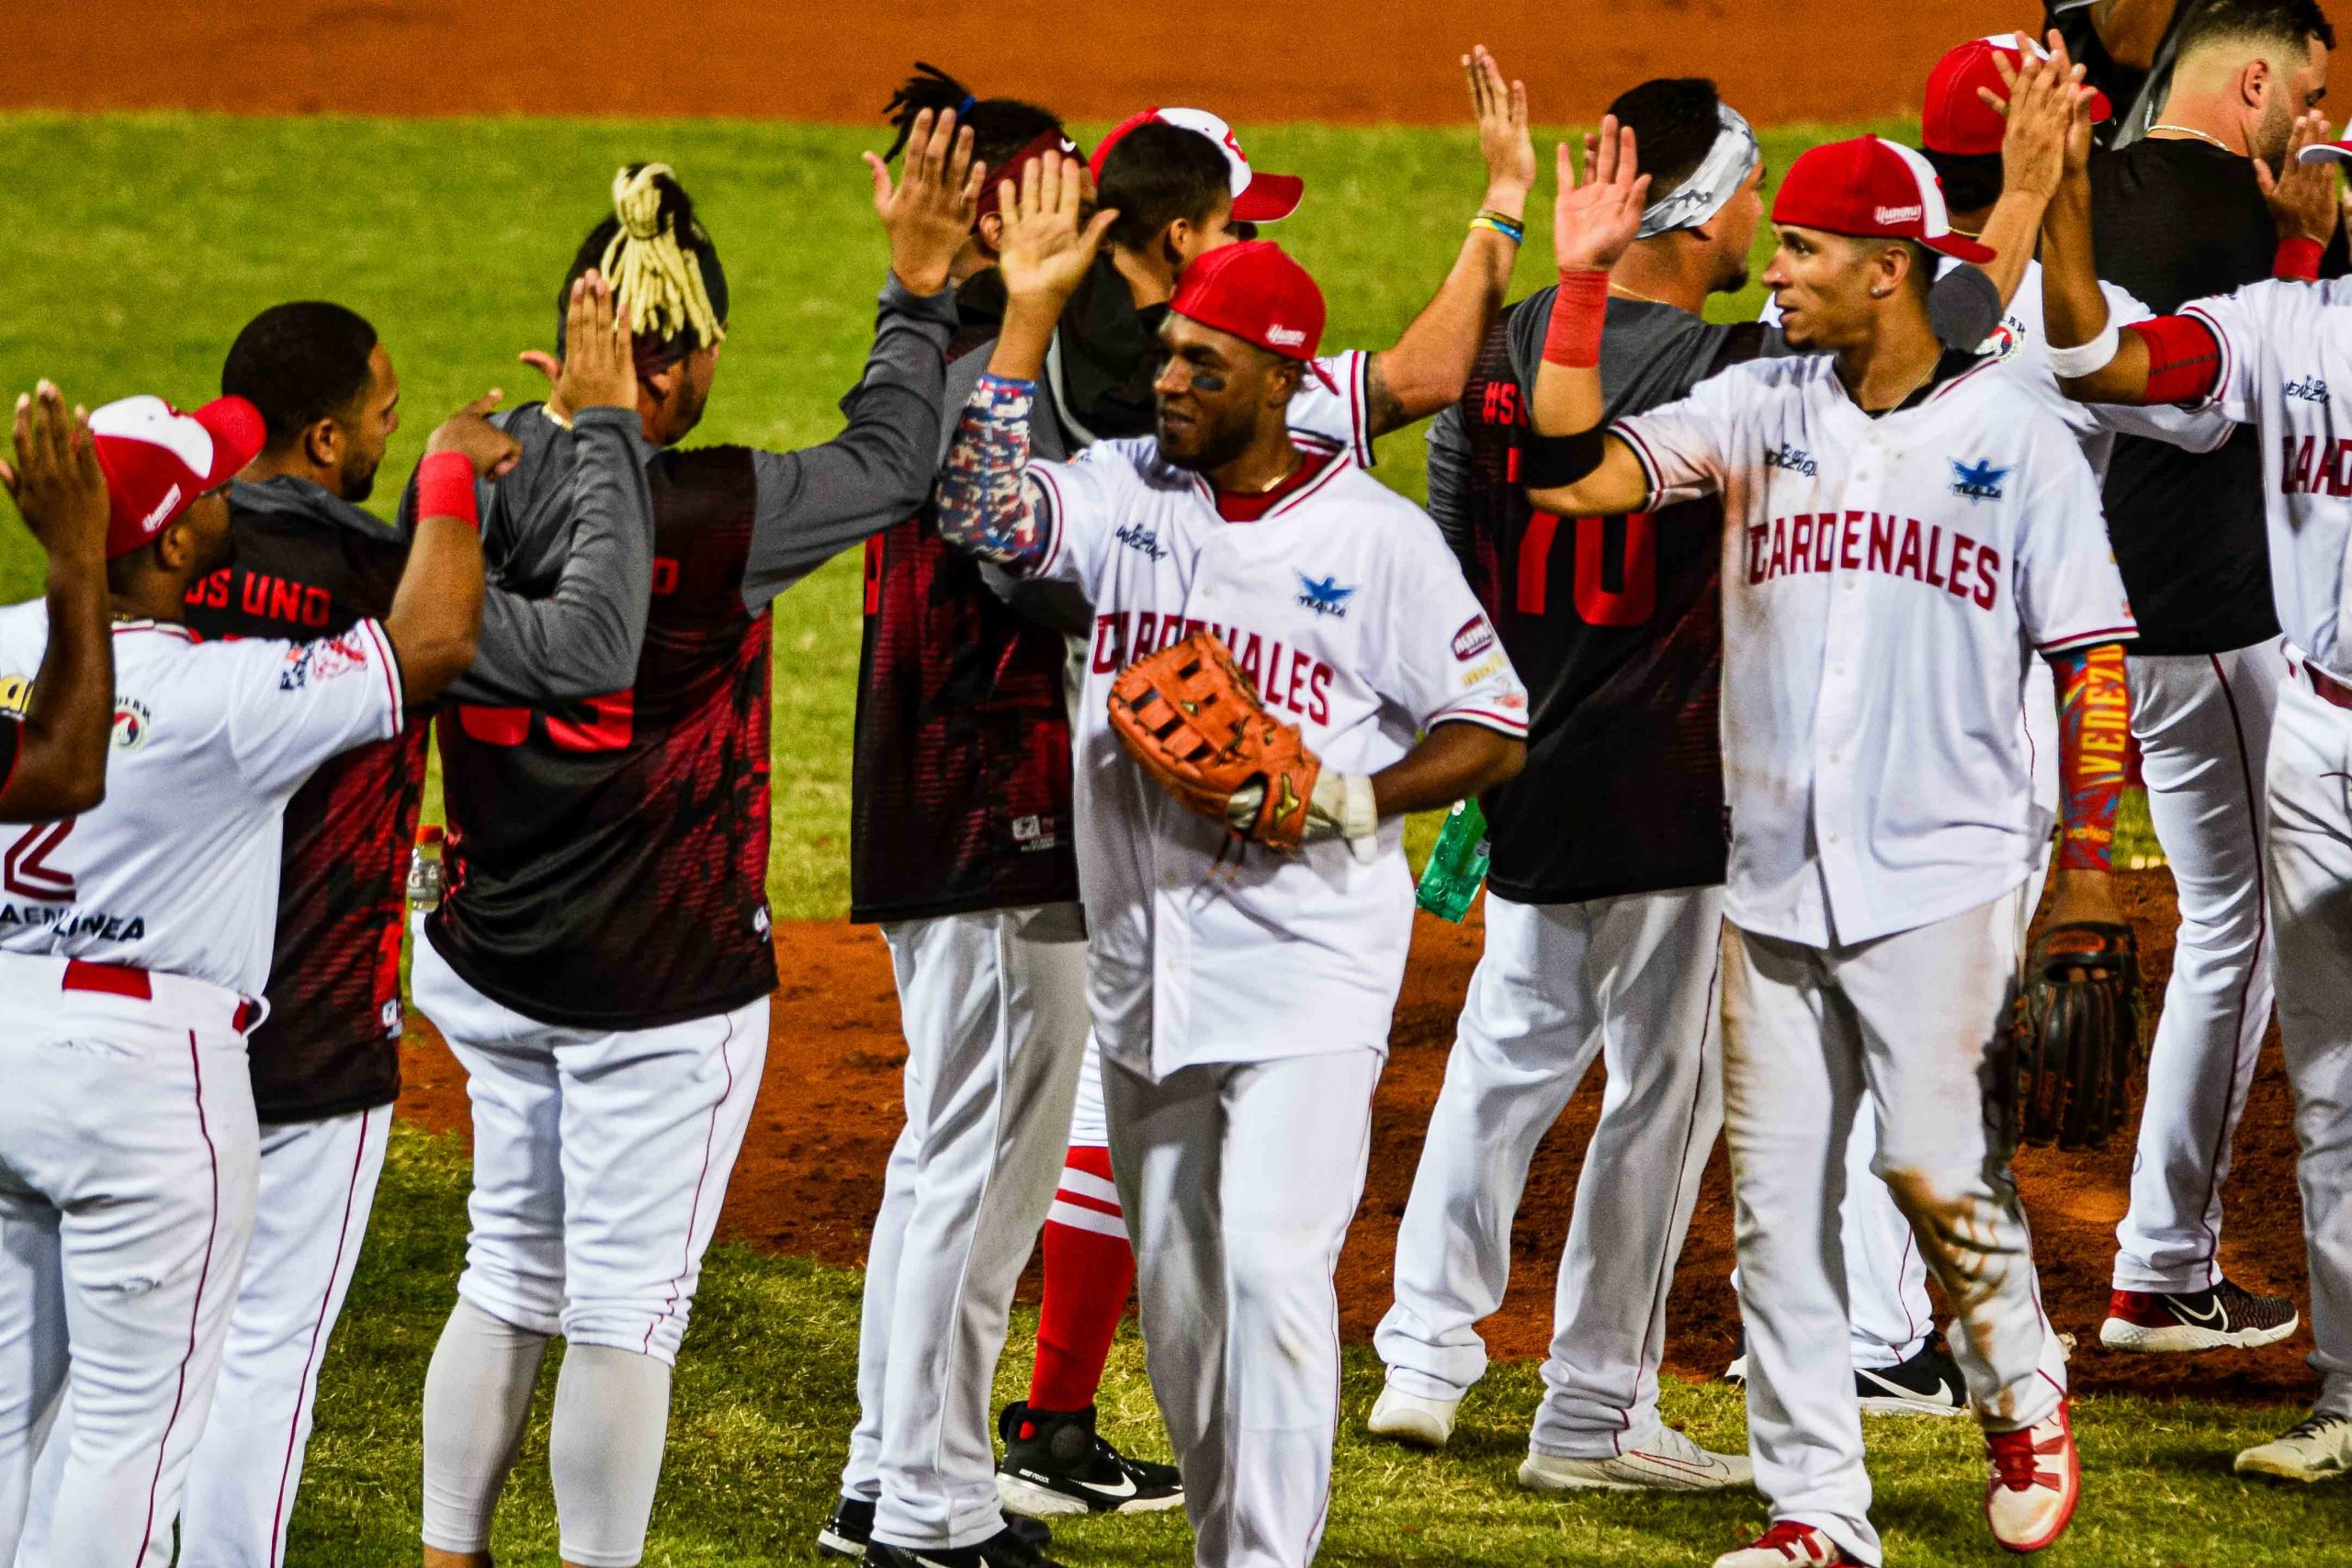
1812, 473, 1870, 924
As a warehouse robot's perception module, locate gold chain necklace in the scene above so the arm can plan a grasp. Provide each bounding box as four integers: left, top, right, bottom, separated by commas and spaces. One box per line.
1607, 281, 1676, 308
2148, 123, 2234, 152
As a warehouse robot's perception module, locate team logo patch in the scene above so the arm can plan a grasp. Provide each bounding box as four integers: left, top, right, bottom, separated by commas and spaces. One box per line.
1011, 813, 1061, 851
1873, 204, 1923, 225
1950, 457, 2008, 502
752, 906, 772, 939
278, 627, 371, 691
1295, 571, 1358, 618
2286, 375, 2331, 404
1763, 442, 1818, 477
111, 696, 153, 750
1113, 522, 1170, 559
1265, 324, 1306, 348
1981, 316, 2022, 362
1452, 614, 1496, 660
379, 998, 402, 1036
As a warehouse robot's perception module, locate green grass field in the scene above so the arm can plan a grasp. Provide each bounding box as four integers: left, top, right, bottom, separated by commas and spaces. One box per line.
0, 113, 2224, 1564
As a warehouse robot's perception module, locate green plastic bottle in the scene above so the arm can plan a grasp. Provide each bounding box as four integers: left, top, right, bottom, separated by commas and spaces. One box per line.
1416, 798, 1491, 922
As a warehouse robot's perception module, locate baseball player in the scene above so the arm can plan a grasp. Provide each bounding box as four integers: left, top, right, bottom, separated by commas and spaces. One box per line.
1528, 124, 2132, 1564
2049, 0, 2221, 143
2047, 0, 2338, 1356
0, 382, 118, 825
2038, 101, 2352, 1483
416, 125, 981, 1568
991, 59, 1539, 1524
0, 384, 491, 1566
836, 57, 1533, 1557
934, 156, 1526, 1568
11, 283, 654, 1568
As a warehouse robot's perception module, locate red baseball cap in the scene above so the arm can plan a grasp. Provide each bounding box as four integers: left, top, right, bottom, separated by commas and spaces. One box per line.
87, 394, 265, 559
1773, 135, 1996, 264
1923, 33, 2112, 156
1170, 241, 1338, 388
2301, 140, 2352, 165
1091, 107, 1305, 222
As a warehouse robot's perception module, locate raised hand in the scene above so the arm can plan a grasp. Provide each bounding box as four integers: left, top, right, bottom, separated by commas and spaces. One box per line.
865, 107, 987, 297
1464, 44, 1534, 212
1554, 117, 1649, 274
0, 381, 108, 566
2256, 108, 2341, 245
995, 151, 1120, 313
1983, 31, 2092, 201
425, 390, 524, 480
551, 269, 640, 413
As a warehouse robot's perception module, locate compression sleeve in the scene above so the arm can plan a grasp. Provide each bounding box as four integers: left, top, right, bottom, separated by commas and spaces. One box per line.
935, 373, 1055, 571
2051, 642, 2129, 873
2127, 314, 2225, 405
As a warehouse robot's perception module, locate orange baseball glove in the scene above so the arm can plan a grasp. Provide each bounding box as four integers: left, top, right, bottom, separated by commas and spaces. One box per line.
1106, 631, 1323, 852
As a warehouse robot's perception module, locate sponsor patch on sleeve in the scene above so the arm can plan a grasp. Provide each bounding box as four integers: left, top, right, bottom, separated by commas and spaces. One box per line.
1452, 614, 1496, 661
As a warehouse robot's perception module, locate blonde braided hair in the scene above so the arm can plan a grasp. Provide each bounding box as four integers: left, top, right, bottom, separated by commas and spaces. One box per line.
598, 164, 727, 352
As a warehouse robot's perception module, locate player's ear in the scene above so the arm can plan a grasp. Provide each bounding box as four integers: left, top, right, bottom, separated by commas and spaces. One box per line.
976, 210, 1005, 255
2241, 57, 2271, 111
300, 414, 342, 472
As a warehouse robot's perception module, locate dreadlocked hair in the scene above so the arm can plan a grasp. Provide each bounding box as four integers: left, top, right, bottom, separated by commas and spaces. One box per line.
560, 163, 728, 368
882, 62, 1063, 170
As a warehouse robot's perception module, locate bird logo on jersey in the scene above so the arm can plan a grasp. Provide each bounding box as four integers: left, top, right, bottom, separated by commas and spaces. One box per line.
112, 697, 153, 750
1950, 458, 2009, 502
1295, 572, 1358, 618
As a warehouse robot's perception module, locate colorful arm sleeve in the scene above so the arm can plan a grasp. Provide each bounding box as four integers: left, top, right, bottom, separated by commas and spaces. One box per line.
935, 372, 1055, 570
2050, 641, 2130, 873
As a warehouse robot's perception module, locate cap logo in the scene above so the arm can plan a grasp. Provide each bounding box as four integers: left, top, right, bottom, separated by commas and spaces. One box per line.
1264, 324, 1306, 347
1874, 204, 1923, 225
140, 484, 182, 531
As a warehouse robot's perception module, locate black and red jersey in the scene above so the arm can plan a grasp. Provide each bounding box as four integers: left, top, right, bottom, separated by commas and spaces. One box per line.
849, 303, 1080, 923
429, 446, 778, 1027
185, 477, 424, 1122
1428, 297, 1774, 904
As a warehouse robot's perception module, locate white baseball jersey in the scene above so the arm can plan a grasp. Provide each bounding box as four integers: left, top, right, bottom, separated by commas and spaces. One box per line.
0, 608, 402, 997
1616, 354, 2135, 946
1290, 349, 1377, 466
1024, 434, 1527, 1077
2138, 276, 2352, 679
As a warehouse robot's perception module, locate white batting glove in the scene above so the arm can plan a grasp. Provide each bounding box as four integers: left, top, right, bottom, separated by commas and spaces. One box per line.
1305, 771, 1379, 863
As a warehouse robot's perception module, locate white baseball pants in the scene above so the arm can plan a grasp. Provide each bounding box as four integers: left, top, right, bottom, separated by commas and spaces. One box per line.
17, 1104, 390, 1568
1373, 887, 1723, 1457
2112, 639, 2284, 1292
410, 939, 768, 1364
1721, 890, 2069, 1567
2262, 668, 2352, 1419
843, 904, 1090, 1551
0, 954, 261, 1568
1102, 1044, 1381, 1568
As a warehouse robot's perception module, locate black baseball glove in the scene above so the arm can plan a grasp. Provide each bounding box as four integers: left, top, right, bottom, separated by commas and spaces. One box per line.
2007, 921, 2144, 1152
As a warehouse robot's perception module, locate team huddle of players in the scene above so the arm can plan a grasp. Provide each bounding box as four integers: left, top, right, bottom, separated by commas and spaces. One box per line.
0, 2, 2348, 1566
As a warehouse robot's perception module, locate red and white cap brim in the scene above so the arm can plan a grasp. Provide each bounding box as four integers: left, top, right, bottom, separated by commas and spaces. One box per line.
89, 393, 265, 557
1107, 105, 1306, 223
2299, 140, 2352, 164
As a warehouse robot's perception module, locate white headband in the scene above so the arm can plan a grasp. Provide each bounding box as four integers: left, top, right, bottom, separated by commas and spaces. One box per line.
1636, 102, 1759, 240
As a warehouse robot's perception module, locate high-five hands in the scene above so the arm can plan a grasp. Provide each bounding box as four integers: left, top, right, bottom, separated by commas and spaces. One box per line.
2258, 108, 2343, 246
1983, 30, 2098, 202
1555, 116, 1650, 274
1465, 45, 1535, 213
996, 152, 1121, 314
0, 382, 108, 568
865, 107, 988, 297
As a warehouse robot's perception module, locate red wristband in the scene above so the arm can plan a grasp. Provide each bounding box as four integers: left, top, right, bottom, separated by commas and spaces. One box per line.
415, 450, 481, 532
2276, 236, 2324, 282
1543, 269, 1611, 368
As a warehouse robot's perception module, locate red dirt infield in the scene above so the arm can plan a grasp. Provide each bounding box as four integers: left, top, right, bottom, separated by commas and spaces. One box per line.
28, 1, 2352, 129
400, 869, 2318, 1404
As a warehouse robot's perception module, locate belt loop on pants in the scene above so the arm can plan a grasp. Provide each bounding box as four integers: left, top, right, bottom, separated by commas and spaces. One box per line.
2306, 661, 2352, 712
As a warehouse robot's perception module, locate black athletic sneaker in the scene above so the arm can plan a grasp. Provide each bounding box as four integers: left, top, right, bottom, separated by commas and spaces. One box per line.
996, 1401, 1185, 1517
2101, 1279, 2301, 1353
1856, 1336, 1968, 1416
821, 1499, 1050, 1561
866, 1525, 1067, 1568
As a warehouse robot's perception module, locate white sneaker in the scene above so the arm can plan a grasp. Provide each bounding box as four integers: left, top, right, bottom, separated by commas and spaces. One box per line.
1518, 1426, 1753, 1493
2235, 1413, 2352, 1483
1984, 1400, 2079, 1552
1366, 1382, 1459, 1449
1711, 1522, 1847, 1566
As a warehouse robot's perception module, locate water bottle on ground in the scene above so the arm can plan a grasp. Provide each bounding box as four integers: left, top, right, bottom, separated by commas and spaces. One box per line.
407, 825, 447, 911
1415, 798, 1490, 922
